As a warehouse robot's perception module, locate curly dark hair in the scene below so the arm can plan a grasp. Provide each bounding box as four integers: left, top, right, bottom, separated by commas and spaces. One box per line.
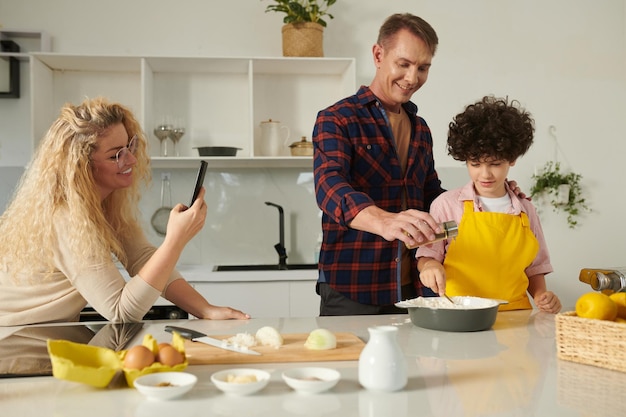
447, 96, 535, 162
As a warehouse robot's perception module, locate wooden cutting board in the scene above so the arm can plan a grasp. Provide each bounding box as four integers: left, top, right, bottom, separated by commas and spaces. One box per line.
183, 332, 365, 365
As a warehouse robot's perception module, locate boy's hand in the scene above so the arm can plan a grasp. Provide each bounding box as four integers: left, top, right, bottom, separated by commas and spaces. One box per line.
419, 259, 447, 296
534, 291, 562, 313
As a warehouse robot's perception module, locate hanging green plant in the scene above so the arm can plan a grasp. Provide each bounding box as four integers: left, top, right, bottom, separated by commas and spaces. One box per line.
530, 161, 590, 228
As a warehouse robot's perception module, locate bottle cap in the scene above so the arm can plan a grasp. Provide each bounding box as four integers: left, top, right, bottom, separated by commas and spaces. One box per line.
442, 221, 459, 239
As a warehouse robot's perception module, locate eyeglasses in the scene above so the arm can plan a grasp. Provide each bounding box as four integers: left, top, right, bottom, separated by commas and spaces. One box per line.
111, 135, 138, 169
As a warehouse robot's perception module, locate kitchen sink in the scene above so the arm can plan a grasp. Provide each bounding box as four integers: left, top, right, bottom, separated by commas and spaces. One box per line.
213, 263, 318, 272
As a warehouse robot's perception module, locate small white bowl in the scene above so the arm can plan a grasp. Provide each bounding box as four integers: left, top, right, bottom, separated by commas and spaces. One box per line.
282, 367, 340, 394
134, 372, 197, 401
211, 368, 271, 396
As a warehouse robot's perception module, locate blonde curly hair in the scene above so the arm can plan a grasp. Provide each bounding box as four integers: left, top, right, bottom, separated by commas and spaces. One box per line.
0, 97, 151, 277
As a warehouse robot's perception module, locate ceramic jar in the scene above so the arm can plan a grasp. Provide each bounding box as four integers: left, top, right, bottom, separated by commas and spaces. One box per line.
358, 325, 407, 391
260, 119, 290, 156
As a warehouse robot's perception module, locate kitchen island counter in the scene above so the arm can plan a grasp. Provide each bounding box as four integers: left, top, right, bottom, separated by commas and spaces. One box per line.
1, 311, 624, 417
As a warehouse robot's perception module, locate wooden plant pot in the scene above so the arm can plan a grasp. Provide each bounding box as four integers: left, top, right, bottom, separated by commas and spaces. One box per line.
281, 22, 324, 57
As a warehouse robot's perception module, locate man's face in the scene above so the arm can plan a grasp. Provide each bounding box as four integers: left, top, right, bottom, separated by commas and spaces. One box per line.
370, 29, 433, 113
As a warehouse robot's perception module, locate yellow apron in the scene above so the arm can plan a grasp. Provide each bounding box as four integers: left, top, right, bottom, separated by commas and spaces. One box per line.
444, 201, 538, 310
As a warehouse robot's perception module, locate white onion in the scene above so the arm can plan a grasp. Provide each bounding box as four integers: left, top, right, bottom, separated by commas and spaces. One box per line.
255, 326, 284, 349
225, 332, 257, 348
304, 328, 337, 350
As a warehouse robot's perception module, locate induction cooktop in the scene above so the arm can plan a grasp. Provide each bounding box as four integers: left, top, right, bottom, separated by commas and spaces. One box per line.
0, 322, 143, 378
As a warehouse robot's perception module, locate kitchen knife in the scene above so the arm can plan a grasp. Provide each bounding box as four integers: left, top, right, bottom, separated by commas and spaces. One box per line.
164, 325, 261, 356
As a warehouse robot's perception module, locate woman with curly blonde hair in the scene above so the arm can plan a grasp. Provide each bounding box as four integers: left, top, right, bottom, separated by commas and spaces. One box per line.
0, 97, 249, 325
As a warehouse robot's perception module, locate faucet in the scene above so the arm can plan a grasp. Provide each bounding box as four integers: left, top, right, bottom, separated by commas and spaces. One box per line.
265, 201, 288, 269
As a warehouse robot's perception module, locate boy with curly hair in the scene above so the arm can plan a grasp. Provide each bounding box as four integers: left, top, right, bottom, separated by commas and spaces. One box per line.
416, 96, 561, 313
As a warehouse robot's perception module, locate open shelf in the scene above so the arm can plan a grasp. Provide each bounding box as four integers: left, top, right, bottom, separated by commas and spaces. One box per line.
150, 156, 313, 169
28, 54, 355, 169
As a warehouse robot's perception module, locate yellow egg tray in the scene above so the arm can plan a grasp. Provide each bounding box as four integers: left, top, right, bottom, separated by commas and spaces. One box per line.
47, 332, 187, 388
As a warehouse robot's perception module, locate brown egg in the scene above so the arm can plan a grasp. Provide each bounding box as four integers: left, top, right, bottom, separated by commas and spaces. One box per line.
157, 344, 184, 366
124, 345, 155, 370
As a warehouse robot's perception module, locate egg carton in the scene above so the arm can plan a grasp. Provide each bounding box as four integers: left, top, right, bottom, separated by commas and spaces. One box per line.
47, 332, 187, 388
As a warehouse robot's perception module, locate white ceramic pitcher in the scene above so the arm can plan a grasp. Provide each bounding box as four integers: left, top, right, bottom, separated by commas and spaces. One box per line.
358, 325, 407, 392
260, 119, 290, 156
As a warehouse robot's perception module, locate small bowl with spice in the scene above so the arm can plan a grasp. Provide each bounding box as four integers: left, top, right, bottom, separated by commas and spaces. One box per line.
134, 372, 197, 401
211, 368, 271, 396
282, 367, 340, 394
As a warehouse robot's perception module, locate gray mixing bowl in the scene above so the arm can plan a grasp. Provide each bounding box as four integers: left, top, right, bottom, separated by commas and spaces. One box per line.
396, 296, 501, 332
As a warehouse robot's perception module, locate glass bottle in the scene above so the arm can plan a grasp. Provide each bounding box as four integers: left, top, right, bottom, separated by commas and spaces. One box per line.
579, 268, 626, 293
406, 220, 459, 249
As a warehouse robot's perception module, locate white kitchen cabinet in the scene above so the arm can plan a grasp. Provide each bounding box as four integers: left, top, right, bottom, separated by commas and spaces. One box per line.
181, 266, 320, 319
28, 54, 356, 169
191, 281, 290, 318
289, 280, 320, 317
190, 280, 320, 318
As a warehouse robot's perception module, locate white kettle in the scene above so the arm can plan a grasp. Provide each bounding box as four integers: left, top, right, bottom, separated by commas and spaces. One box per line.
260, 119, 290, 156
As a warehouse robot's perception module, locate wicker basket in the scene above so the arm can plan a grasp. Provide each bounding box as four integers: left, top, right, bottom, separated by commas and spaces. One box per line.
555, 311, 626, 373
281, 22, 324, 57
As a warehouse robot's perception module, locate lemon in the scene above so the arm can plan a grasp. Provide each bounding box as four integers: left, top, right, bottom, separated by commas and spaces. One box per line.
575, 292, 618, 321
609, 292, 626, 319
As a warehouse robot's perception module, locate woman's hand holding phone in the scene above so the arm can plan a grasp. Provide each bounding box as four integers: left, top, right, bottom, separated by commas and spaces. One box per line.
166, 187, 207, 246
160, 161, 209, 246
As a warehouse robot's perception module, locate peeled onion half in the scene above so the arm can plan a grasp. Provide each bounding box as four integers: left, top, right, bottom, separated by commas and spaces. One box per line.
304, 328, 337, 350
255, 326, 284, 348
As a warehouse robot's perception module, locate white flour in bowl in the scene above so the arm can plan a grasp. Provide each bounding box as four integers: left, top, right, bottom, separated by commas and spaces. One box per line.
395, 296, 499, 310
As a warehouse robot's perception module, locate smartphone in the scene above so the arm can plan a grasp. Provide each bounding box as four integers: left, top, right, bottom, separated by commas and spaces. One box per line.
190, 160, 208, 207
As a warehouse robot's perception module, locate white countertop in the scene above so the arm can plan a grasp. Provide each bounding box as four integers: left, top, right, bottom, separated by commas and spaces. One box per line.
178, 264, 318, 283
2, 311, 625, 417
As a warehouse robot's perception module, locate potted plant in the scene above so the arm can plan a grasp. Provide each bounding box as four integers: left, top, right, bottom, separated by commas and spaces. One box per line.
530, 161, 590, 228
262, 0, 337, 57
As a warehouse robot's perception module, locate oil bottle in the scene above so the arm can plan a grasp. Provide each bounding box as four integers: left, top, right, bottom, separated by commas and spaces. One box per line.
405, 220, 459, 249
579, 268, 626, 293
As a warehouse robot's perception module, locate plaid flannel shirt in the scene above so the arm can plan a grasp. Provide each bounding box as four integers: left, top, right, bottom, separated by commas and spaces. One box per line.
313, 86, 444, 306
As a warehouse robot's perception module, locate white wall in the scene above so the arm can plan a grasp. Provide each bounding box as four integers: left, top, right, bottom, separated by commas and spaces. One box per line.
1, 0, 625, 309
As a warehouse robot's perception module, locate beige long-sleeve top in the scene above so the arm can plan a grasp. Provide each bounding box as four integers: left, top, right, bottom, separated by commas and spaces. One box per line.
0, 214, 182, 326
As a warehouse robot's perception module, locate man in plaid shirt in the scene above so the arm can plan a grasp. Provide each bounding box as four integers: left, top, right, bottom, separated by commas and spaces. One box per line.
313, 13, 444, 315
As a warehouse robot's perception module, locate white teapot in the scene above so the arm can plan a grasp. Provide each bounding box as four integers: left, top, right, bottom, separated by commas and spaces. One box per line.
260, 119, 290, 156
